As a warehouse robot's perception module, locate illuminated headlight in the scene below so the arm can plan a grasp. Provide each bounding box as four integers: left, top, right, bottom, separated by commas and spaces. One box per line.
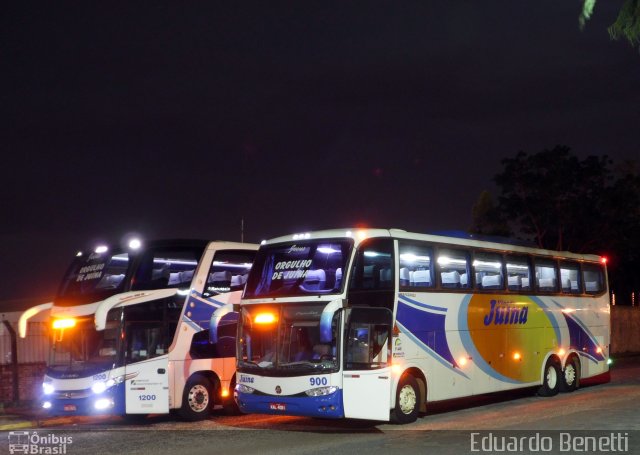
92, 378, 117, 394
94, 398, 114, 410
42, 383, 55, 395
305, 386, 338, 397
235, 383, 255, 394
42, 401, 52, 409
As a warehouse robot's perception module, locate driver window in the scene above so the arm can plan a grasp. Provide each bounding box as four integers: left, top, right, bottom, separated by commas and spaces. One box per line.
344, 307, 392, 370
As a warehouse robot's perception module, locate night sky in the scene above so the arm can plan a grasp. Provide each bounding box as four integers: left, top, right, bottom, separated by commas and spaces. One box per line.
2, 1, 638, 302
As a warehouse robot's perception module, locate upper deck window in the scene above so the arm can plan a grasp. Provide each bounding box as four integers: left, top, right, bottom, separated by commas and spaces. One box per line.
349, 238, 394, 291
534, 258, 559, 293
560, 261, 582, 294
399, 242, 434, 289
473, 252, 504, 291
506, 255, 532, 291
131, 247, 203, 291
203, 249, 256, 297
437, 248, 471, 289
244, 240, 353, 298
582, 263, 605, 294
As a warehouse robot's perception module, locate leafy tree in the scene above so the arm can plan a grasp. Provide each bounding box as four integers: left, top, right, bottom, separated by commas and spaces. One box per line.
469, 190, 511, 237
580, 0, 640, 51
484, 145, 640, 304
492, 146, 611, 252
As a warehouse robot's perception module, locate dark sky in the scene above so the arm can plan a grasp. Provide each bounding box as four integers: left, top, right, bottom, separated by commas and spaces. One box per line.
2, 1, 638, 302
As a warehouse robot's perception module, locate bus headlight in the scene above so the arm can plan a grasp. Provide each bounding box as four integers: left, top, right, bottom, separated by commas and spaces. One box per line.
94, 398, 114, 410
235, 383, 255, 394
91, 377, 119, 394
305, 386, 338, 397
43, 383, 55, 395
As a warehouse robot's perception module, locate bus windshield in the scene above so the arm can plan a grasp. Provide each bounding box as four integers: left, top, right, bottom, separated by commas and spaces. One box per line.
48, 316, 121, 378
244, 240, 352, 298
238, 303, 339, 375
57, 250, 130, 301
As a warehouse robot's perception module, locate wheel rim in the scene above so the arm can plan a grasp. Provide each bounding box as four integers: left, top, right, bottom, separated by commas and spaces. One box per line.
398, 384, 417, 415
564, 363, 576, 386
188, 384, 209, 412
546, 365, 558, 389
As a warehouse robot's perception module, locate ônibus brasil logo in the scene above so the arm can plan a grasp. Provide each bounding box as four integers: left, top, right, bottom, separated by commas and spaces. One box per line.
8, 431, 73, 454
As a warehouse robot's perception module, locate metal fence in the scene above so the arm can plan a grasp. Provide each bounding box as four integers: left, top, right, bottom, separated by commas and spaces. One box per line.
0, 320, 49, 365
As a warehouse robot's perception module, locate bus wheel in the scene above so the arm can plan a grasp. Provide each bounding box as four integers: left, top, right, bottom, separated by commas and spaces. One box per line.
559, 356, 580, 393
391, 374, 420, 424
538, 357, 561, 397
179, 375, 213, 421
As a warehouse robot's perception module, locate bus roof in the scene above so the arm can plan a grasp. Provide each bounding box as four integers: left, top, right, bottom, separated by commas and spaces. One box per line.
261, 228, 603, 263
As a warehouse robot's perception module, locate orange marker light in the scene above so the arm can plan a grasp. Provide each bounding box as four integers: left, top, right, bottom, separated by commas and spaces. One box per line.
254, 313, 277, 324
513, 352, 521, 361
558, 348, 566, 356
458, 357, 468, 367
596, 347, 603, 354
391, 364, 402, 374
52, 318, 76, 329
221, 388, 230, 398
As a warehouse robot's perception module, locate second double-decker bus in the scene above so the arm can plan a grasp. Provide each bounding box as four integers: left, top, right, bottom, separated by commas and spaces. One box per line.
20, 238, 257, 420
220, 228, 610, 423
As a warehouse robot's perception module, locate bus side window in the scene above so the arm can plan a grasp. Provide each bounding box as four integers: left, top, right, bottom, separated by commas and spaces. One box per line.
344, 307, 392, 370
349, 239, 394, 292
437, 248, 471, 289
398, 242, 434, 289
473, 251, 504, 291
506, 255, 532, 291
582, 263, 605, 294
560, 261, 581, 294
535, 259, 558, 292
124, 299, 171, 362
203, 249, 256, 297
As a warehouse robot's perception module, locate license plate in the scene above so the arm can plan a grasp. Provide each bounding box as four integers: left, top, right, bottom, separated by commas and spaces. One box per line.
64, 404, 76, 411
269, 403, 286, 411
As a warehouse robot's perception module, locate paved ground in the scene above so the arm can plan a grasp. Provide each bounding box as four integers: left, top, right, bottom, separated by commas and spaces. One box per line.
1, 356, 638, 454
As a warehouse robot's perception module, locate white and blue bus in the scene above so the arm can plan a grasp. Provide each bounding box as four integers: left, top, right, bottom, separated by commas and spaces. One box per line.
20, 239, 257, 420
223, 229, 610, 423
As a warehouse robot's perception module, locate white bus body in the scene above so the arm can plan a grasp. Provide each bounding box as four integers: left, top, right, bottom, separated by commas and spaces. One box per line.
21, 239, 257, 420
229, 229, 610, 423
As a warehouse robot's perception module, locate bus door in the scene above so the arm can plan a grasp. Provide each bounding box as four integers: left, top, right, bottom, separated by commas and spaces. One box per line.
342, 307, 393, 421
123, 300, 171, 414
342, 238, 396, 420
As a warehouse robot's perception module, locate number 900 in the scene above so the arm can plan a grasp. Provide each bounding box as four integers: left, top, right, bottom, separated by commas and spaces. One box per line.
309, 377, 328, 386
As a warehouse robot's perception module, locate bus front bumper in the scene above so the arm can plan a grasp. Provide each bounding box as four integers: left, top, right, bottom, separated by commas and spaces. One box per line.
236, 389, 344, 419
41, 384, 125, 416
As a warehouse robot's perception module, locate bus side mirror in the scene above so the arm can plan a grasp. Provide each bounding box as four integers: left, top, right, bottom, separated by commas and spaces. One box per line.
209, 303, 235, 344
319, 299, 346, 343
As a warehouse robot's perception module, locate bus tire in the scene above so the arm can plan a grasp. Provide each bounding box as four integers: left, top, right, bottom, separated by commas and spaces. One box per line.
559, 355, 580, 393
223, 398, 241, 415
179, 375, 213, 421
391, 374, 420, 424
538, 357, 561, 397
